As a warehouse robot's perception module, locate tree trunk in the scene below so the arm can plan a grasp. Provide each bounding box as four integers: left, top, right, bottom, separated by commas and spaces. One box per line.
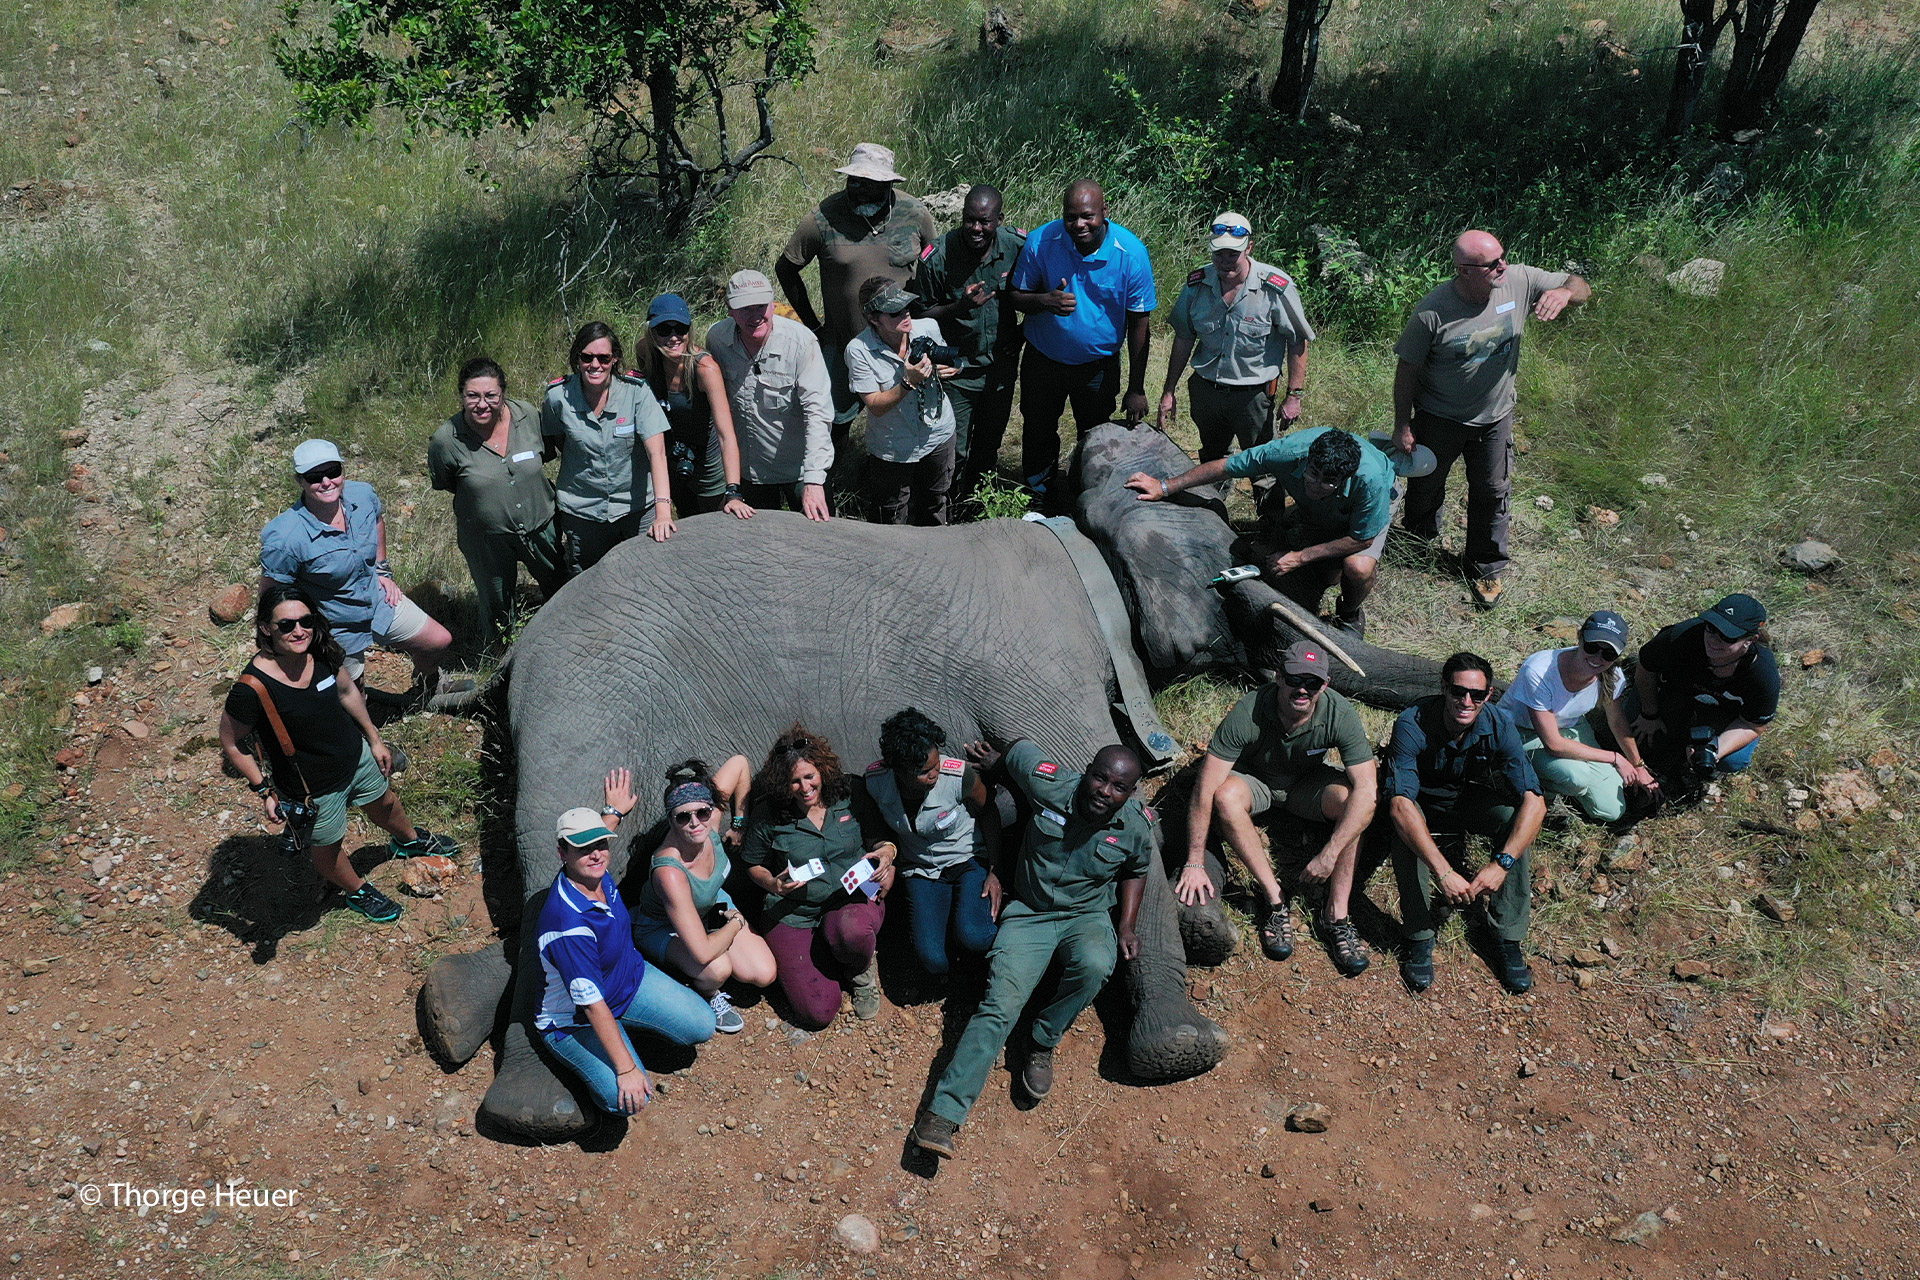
1268, 0, 1334, 121
1663, 0, 1726, 137
647, 62, 680, 212
1718, 0, 1822, 134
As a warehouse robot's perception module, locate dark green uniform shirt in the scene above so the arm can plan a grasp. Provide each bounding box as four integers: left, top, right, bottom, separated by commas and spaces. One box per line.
739, 798, 874, 930
426, 398, 557, 536
1207, 685, 1373, 791
913, 225, 1026, 390
1003, 741, 1153, 916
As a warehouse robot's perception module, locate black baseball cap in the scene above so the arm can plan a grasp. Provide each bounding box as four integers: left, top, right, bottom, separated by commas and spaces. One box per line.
1700, 593, 1767, 639
1579, 610, 1628, 655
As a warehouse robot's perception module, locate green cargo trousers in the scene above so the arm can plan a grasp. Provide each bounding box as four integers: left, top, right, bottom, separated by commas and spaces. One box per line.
928, 902, 1117, 1126
1388, 798, 1531, 943
457, 519, 568, 643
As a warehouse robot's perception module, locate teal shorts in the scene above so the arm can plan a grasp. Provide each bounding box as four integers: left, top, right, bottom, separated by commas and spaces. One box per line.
308, 741, 391, 847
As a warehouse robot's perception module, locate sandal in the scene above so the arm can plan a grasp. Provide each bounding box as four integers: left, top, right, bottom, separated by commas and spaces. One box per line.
1258, 902, 1294, 961
1317, 910, 1371, 978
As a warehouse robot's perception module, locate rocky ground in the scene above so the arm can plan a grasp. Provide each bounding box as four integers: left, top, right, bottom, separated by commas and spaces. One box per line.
2, 385, 1917, 1280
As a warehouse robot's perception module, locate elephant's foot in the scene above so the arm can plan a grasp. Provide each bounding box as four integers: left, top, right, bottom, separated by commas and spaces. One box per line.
479, 1020, 596, 1144
419, 941, 512, 1068
1176, 850, 1237, 967
1126, 1002, 1231, 1082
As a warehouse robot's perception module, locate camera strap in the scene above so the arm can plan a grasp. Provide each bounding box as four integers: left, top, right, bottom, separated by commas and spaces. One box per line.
238, 672, 316, 803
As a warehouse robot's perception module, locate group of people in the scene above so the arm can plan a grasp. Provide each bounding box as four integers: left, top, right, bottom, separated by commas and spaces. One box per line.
211, 143, 1782, 1150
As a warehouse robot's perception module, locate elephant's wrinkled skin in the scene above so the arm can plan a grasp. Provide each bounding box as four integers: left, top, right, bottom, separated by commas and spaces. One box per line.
426, 514, 1228, 1143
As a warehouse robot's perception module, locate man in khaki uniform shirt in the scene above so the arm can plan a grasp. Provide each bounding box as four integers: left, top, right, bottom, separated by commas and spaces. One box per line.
1392, 229, 1589, 608
705, 270, 835, 521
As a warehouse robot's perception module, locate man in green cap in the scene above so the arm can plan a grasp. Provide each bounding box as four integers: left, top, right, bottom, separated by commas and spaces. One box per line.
909, 739, 1150, 1159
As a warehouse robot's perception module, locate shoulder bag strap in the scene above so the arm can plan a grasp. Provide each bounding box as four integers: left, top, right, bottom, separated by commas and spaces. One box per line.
238, 672, 315, 802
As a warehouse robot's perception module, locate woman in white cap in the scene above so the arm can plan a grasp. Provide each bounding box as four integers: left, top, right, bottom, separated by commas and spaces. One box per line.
259, 438, 459, 699
1499, 610, 1657, 825
534, 769, 717, 1117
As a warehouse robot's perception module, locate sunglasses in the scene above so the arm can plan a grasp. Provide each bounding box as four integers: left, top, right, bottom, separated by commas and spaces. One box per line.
1581, 641, 1621, 660
652, 323, 690, 338
1283, 673, 1326, 693
787, 735, 812, 752
299, 463, 343, 484
1210, 223, 1251, 238
671, 805, 715, 826
1458, 255, 1507, 271
1446, 683, 1491, 703
577, 351, 617, 366
272, 614, 315, 634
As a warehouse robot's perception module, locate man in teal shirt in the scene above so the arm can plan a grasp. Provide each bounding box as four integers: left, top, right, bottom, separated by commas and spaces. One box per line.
910, 739, 1150, 1159
1126, 426, 1396, 638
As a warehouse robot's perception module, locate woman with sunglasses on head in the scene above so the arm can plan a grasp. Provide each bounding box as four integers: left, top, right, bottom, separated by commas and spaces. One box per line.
1498, 610, 1656, 825
427, 357, 569, 644
217, 585, 459, 924
535, 773, 717, 1121
541, 320, 677, 574
630, 757, 774, 1034
633, 295, 755, 520
260, 439, 461, 700
739, 726, 897, 1028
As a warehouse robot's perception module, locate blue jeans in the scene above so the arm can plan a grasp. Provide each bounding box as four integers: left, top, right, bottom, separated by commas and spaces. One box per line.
541, 964, 716, 1113
902, 859, 1000, 976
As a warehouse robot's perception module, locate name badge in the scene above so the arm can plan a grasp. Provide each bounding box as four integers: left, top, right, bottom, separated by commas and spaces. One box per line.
614, 422, 635, 436
1495, 301, 1516, 314
510, 450, 538, 462
1306, 747, 1328, 757
1040, 807, 1067, 826
315, 675, 336, 691
933, 810, 957, 830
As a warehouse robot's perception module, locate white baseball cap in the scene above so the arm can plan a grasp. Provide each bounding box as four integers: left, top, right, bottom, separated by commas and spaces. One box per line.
291, 439, 344, 475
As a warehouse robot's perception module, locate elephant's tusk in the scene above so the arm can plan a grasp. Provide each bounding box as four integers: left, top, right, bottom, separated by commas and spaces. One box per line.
1265, 599, 1367, 676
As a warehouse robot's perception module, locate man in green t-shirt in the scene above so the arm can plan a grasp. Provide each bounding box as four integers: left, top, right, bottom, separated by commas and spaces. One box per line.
1392, 229, 1590, 609
1175, 642, 1378, 977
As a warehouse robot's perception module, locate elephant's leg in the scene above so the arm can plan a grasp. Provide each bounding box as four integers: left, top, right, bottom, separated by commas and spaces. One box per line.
1126, 856, 1230, 1081
478, 929, 596, 1143
418, 941, 512, 1068
1177, 847, 1238, 967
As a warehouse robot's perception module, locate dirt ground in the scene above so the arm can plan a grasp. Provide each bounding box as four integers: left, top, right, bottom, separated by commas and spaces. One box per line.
3, 387, 1918, 1280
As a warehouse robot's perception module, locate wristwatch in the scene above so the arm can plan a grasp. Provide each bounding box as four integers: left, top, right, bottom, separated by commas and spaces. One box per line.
1491, 852, 1517, 871
600, 805, 627, 820
250, 780, 274, 796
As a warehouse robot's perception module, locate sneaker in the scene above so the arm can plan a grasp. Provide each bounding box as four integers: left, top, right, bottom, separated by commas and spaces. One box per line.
910, 1110, 958, 1159
1258, 900, 1295, 962
1470, 578, 1505, 609
1333, 606, 1367, 641
709, 990, 745, 1034
1496, 939, 1534, 994
344, 883, 403, 923
1020, 1043, 1055, 1101
1316, 910, 1371, 978
390, 827, 460, 860
1401, 937, 1434, 993
849, 958, 881, 1020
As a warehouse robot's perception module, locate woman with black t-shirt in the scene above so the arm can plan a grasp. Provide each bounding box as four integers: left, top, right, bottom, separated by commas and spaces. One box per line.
217, 584, 459, 923
1628, 592, 1780, 786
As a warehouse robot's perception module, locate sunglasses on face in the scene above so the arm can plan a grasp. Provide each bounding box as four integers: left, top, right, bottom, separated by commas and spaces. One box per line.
1581, 641, 1621, 660
1210, 223, 1251, 238
299, 463, 343, 484
1446, 683, 1491, 703
652, 323, 690, 339
1283, 673, 1326, 693
671, 805, 715, 826
1459, 255, 1506, 271
272, 614, 315, 634
577, 351, 617, 366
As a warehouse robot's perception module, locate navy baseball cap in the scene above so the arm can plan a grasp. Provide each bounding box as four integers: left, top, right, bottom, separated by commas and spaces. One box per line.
647, 294, 694, 328
1701, 593, 1767, 639
1579, 610, 1629, 655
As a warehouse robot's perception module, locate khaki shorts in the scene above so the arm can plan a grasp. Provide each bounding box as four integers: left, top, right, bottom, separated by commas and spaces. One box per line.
341, 593, 434, 681
1233, 764, 1346, 826
309, 741, 391, 847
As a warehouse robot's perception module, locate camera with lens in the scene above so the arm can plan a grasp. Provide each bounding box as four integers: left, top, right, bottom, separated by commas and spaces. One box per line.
908, 336, 962, 367
278, 797, 320, 856
1687, 723, 1719, 774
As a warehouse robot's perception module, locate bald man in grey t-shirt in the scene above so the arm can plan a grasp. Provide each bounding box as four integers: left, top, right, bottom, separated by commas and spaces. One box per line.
1392, 229, 1589, 608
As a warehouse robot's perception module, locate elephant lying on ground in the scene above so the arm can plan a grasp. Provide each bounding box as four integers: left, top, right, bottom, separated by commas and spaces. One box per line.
423, 513, 1231, 1143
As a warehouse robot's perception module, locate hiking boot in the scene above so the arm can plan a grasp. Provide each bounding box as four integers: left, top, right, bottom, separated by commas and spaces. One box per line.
1497, 940, 1534, 993
709, 990, 744, 1034
390, 827, 460, 860
1316, 910, 1371, 978
1333, 606, 1367, 641
849, 958, 881, 1020
910, 1110, 958, 1158
1020, 1043, 1055, 1102
344, 883, 403, 923
1258, 900, 1295, 962
1470, 578, 1505, 609
1400, 937, 1434, 993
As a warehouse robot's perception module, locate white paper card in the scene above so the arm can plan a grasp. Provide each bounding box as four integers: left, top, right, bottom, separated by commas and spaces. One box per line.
511, 450, 538, 462
785, 857, 826, 884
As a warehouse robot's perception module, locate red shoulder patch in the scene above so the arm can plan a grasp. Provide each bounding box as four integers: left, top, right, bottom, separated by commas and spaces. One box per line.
866, 760, 887, 774
1142, 806, 1157, 823
938, 756, 965, 776
1104, 835, 1120, 844
1033, 761, 1058, 777
1186, 268, 1207, 285
1266, 272, 1291, 289
920, 243, 936, 260
548, 375, 567, 386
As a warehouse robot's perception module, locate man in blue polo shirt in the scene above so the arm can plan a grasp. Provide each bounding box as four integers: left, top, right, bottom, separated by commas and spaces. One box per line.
1008, 179, 1157, 500
1126, 426, 1397, 637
